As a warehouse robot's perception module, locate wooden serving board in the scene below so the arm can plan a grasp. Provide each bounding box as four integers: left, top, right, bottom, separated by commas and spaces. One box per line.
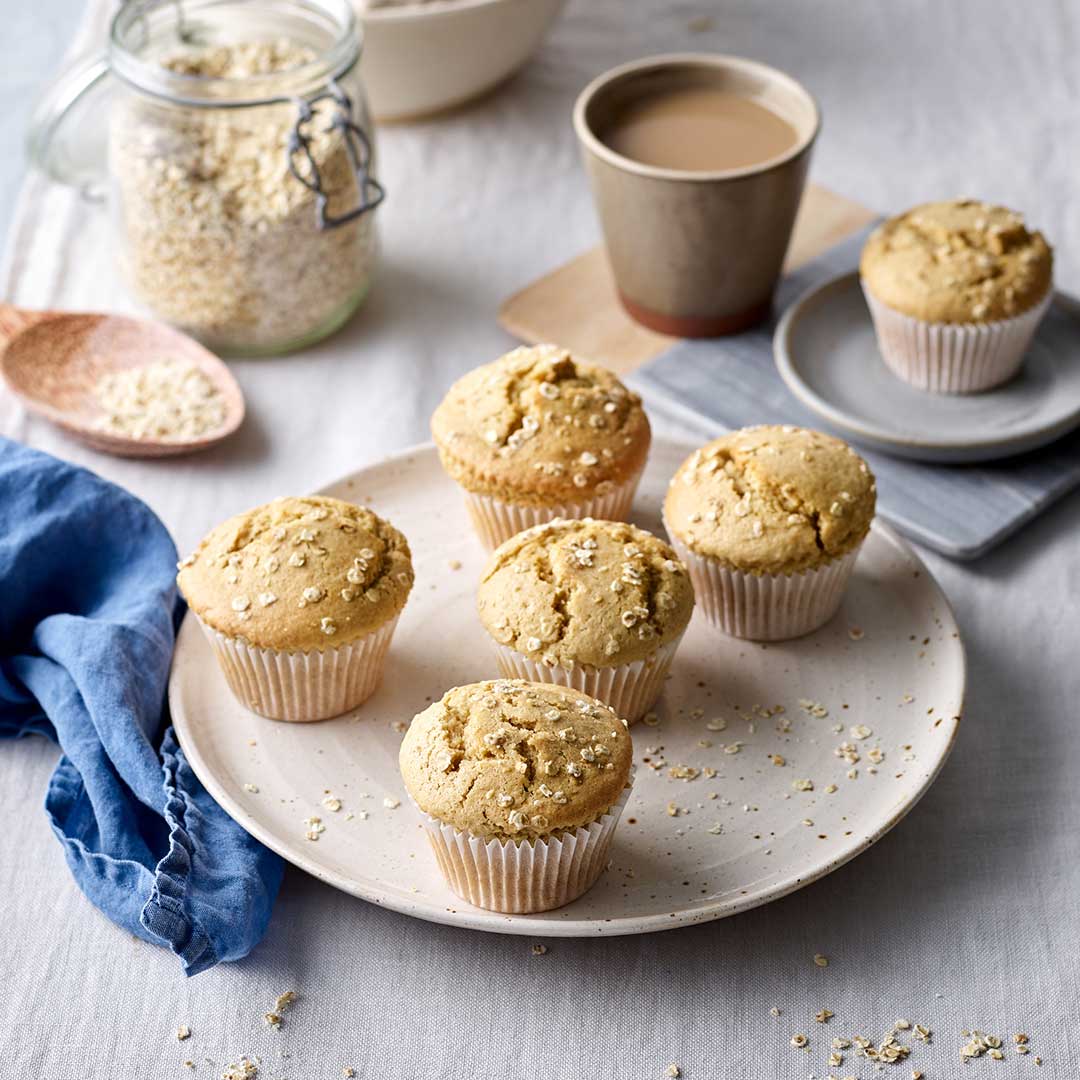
498, 184, 876, 374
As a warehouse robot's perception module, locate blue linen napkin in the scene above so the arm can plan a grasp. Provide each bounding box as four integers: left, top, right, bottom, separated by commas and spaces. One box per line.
0, 438, 283, 975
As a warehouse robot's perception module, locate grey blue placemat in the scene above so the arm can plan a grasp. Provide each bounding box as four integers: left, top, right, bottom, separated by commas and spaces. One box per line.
631, 226, 1080, 559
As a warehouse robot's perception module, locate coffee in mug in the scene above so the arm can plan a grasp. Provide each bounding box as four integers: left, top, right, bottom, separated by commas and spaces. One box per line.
599, 86, 800, 173
574, 54, 819, 337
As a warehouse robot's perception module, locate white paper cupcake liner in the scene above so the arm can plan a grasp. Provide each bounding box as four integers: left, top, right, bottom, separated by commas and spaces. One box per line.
416, 776, 633, 914
862, 282, 1051, 394
666, 529, 860, 641
196, 614, 400, 722
489, 636, 681, 724
462, 471, 641, 550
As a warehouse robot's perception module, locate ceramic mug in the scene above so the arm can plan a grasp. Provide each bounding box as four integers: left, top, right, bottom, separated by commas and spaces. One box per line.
573, 53, 820, 337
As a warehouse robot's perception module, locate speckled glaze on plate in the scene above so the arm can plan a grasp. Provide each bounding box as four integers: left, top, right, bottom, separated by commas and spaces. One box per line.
169, 439, 964, 936
775, 271, 1080, 464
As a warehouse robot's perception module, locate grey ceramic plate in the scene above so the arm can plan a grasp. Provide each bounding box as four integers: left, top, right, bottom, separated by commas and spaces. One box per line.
774, 271, 1080, 463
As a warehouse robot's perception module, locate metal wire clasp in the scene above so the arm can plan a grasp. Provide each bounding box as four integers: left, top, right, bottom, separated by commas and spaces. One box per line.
287, 81, 386, 230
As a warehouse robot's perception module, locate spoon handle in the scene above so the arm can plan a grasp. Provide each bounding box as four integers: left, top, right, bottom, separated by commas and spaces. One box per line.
0, 304, 57, 351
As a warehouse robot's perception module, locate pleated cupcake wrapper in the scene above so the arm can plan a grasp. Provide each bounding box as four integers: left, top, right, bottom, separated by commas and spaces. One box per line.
197, 614, 400, 722
862, 282, 1051, 394
665, 528, 859, 641
415, 774, 633, 914
462, 471, 641, 550
489, 637, 681, 725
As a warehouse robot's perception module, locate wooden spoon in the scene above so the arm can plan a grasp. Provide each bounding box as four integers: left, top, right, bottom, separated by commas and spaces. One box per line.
0, 304, 245, 458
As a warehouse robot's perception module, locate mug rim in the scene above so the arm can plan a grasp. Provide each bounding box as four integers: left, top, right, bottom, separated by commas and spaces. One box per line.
572, 52, 821, 183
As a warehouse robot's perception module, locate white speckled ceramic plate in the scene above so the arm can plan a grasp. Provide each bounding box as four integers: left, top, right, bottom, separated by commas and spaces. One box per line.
775, 271, 1080, 463
169, 439, 965, 936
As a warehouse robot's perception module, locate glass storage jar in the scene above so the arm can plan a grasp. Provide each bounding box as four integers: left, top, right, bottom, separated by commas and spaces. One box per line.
29, 0, 383, 356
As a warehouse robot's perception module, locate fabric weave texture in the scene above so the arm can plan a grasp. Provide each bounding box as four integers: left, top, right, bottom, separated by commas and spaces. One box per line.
0, 438, 282, 975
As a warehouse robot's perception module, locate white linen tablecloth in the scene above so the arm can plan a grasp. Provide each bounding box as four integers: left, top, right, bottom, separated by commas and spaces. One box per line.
2, 1, 1079, 1077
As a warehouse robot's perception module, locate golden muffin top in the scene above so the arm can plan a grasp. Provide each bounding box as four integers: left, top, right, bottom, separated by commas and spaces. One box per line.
860, 199, 1052, 323
177, 496, 413, 651
399, 680, 632, 841
664, 426, 876, 575
478, 518, 694, 669
431, 345, 651, 506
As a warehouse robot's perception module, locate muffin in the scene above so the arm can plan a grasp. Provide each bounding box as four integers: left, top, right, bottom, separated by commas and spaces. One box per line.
860, 199, 1053, 393
663, 426, 875, 641
477, 518, 694, 723
177, 495, 413, 721
399, 679, 633, 913
431, 344, 651, 549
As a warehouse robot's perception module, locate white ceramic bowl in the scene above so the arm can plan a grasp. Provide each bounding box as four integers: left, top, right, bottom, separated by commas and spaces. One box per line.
358, 0, 566, 121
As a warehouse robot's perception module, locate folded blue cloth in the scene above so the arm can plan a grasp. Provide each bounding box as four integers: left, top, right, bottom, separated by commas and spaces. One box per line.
0, 438, 283, 975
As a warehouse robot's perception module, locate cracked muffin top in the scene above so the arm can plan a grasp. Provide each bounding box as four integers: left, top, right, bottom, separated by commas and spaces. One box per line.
477, 519, 694, 669
399, 679, 632, 840
860, 199, 1052, 323
664, 426, 876, 575
430, 344, 651, 506
177, 496, 414, 651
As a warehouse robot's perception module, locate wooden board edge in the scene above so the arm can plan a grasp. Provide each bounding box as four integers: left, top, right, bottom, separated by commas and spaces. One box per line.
498, 183, 878, 373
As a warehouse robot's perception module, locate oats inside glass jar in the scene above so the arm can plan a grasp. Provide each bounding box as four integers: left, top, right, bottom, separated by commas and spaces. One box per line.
109, 39, 378, 355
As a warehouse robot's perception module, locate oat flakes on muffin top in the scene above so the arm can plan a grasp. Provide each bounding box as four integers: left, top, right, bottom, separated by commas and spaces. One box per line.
860, 199, 1052, 323
177, 495, 413, 651
477, 518, 694, 669
664, 426, 876, 575
430, 344, 651, 506
399, 680, 632, 841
